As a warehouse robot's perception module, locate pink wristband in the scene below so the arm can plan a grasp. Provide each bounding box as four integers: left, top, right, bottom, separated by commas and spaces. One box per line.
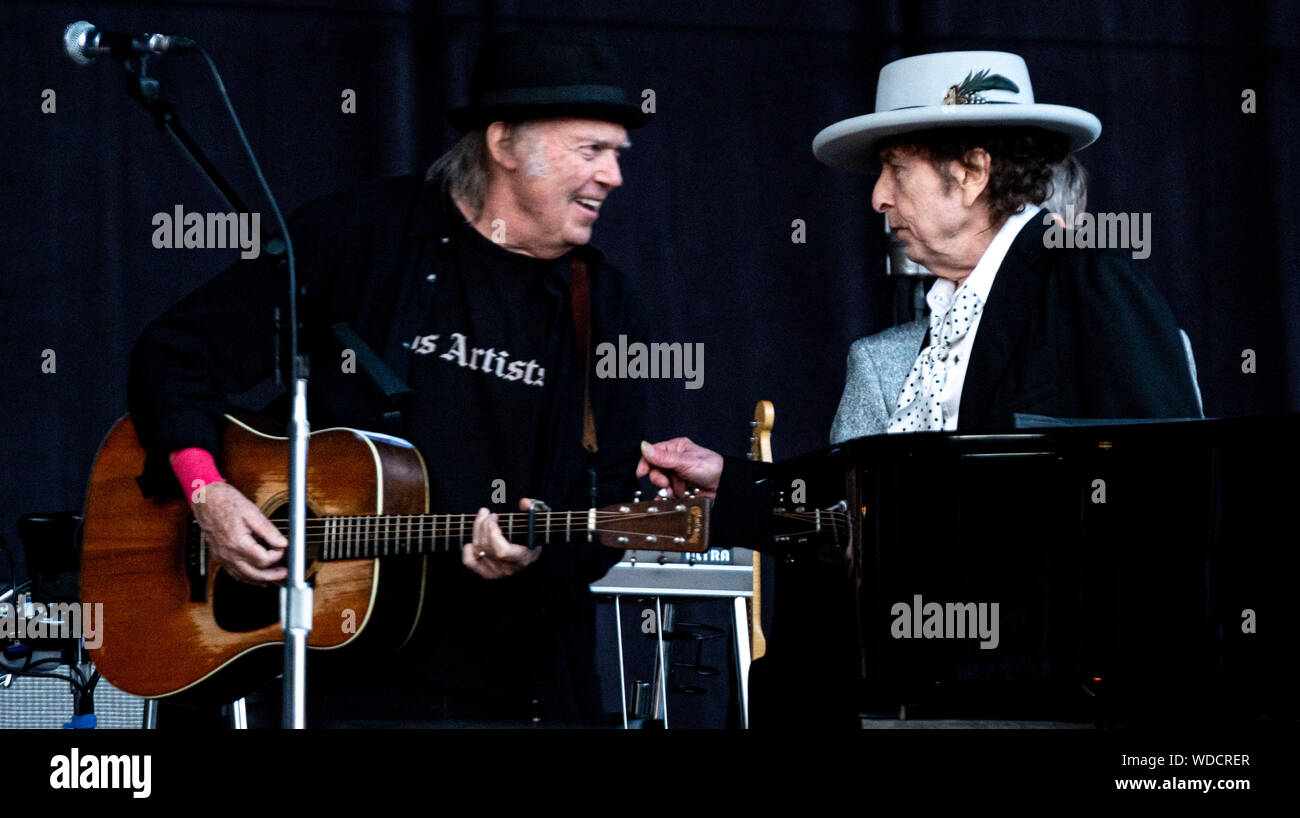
169, 447, 226, 503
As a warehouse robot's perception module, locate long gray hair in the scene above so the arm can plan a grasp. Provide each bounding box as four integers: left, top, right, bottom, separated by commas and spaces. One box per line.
1042, 155, 1088, 225
425, 128, 489, 218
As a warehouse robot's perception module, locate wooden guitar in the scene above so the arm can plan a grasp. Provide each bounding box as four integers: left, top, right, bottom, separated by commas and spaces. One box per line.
80, 415, 710, 702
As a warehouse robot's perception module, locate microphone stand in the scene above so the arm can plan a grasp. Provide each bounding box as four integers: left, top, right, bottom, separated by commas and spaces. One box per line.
118, 51, 250, 215
112, 48, 312, 728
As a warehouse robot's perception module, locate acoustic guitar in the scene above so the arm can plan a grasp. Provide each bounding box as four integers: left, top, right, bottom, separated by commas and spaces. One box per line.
80, 415, 710, 702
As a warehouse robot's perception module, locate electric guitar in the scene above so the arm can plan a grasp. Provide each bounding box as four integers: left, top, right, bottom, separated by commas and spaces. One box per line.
80, 414, 710, 702
747, 400, 774, 661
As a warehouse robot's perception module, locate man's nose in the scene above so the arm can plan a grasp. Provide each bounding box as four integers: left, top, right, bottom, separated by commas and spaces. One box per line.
871, 174, 891, 214
595, 152, 623, 189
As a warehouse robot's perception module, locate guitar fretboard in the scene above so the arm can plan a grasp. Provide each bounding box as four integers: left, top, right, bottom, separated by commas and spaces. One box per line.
289, 510, 593, 560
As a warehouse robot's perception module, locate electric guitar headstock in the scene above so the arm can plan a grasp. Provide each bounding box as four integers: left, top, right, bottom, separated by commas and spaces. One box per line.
749, 400, 774, 463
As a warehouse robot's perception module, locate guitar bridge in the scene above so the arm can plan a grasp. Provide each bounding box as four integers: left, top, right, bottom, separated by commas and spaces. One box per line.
185, 519, 207, 602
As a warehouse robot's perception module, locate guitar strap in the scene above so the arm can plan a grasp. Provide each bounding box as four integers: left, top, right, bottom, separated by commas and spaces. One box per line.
569, 255, 598, 453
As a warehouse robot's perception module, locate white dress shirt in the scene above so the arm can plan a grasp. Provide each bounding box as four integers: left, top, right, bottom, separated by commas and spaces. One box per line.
896, 205, 1043, 431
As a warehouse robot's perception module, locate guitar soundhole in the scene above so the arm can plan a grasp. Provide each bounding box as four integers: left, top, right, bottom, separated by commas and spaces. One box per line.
210, 503, 313, 633
212, 571, 280, 632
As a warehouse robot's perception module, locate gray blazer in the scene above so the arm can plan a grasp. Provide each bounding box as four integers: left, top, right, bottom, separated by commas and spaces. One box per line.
830, 318, 927, 444
829, 319, 1203, 444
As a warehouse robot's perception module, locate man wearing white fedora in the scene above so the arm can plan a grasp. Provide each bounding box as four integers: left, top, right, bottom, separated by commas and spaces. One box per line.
638, 51, 1201, 528
830, 152, 1204, 442
814, 50, 1200, 433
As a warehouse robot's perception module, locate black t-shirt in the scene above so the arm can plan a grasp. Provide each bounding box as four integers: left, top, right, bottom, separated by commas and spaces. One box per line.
401, 210, 576, 698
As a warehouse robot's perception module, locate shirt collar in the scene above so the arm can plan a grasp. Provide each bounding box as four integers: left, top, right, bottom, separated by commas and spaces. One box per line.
926, 204, 1042, 315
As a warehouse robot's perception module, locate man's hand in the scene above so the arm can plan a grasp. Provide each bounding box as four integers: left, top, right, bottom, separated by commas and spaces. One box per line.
636, 438, 723, 499
191, 482, 288, 586
461, 498, 543, 580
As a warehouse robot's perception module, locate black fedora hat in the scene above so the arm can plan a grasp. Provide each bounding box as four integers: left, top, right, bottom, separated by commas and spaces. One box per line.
448, 30, 650, 131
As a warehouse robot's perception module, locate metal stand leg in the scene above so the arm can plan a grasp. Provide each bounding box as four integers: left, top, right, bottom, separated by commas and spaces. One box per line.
614, 595, 629, 730
653, 597, 669, 729
141, 699, 158, 730
228, 697, 248, 730
733, 596, 752, 729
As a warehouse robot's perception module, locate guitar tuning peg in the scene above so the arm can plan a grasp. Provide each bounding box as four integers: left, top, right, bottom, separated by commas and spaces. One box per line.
634, 490, 643, 500
656, 487, 670, 499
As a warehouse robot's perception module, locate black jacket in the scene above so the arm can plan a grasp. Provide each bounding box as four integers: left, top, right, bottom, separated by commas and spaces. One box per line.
714, 216, 1202, 546
128, 174, 649, 722
934, 216, 1201, 430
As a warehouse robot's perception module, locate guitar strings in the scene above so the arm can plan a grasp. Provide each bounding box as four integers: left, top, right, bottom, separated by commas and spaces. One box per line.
248, 509, 842, 530
243, 515, 678, 538
200, 513, 846, 544
195, 510, 845, 553
261, 510, 680, 528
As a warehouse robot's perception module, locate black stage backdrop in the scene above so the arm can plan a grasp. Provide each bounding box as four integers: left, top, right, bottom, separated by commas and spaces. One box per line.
2, 1, 1297, 722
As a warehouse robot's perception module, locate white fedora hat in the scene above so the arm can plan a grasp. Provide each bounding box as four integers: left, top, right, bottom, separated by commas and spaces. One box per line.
812, 51, 1102, 173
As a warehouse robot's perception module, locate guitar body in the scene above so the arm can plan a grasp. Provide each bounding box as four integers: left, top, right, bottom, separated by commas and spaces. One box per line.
80, 415, 430, 703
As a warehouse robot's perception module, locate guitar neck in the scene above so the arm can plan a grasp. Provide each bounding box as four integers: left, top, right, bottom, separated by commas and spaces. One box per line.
188, 497, 709, 567
307, 509, 593, 560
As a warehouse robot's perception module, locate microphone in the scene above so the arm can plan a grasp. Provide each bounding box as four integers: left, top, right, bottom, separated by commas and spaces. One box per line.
63, 21, 196, 66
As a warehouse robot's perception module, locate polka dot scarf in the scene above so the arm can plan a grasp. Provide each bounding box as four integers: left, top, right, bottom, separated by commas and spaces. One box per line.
887, 287, 984, 433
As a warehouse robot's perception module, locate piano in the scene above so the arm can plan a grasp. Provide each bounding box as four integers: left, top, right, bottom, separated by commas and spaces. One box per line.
739, 414, 1300, 727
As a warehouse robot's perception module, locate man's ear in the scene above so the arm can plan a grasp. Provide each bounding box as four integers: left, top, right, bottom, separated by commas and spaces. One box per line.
955, 147, 991, 208
485, 121, 521, 172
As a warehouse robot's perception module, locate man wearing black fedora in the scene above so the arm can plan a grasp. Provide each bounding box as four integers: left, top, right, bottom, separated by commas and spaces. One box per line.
128, 30, 652, 726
